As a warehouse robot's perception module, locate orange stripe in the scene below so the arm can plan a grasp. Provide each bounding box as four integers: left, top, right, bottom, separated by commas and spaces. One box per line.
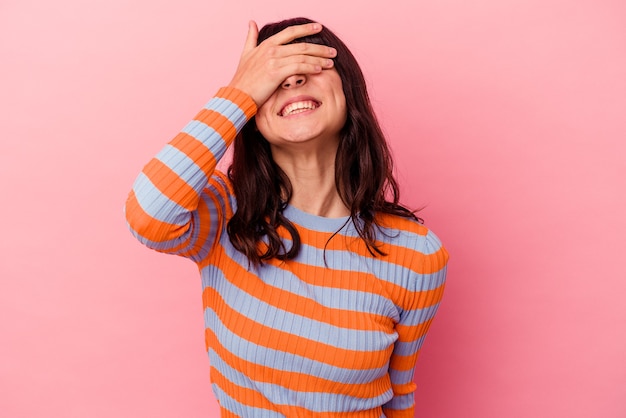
401, 281, 446, 311
206, 327, 390, 398
375, 213, 429, 235
169, 132, 218, 177
208, 172, 235, 220
383, 405, 414, 418
203, 247, 396, 332
282, 257, 445, 313
202, 286, 393, 370
286, 222, 448, 276
211, 361, 385, 417
174, 196, 214, 257
288, 213, 429, 246
168, 174, 236, 257
175, 173, 234, 257
275, 225, 446, 289
210, 366, 276, 412
390, 322, 438, 372
125, 191, 188, 243
322, 234, 448, 276
219, 408, 242, 418
192, 109, 238, 146
215, 86, 258, 119
269, 257, 392, 294
142, 158, 199, 210
389, 350, 421, 373
396, 317, 437, 344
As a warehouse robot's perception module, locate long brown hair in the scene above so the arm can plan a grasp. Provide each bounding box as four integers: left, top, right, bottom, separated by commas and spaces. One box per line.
227, 17, 420, 265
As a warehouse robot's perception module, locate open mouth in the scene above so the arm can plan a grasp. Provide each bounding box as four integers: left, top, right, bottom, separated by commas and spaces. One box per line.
279, 100, 321, 117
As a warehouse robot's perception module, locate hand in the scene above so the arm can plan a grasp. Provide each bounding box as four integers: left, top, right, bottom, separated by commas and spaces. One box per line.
228, 21, 337, 107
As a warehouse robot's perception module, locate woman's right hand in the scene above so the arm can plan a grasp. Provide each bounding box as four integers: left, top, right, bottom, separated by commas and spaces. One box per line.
228, 21, 337, 107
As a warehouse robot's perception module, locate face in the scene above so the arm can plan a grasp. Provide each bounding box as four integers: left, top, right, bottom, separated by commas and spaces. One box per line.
255, 68, 347, 149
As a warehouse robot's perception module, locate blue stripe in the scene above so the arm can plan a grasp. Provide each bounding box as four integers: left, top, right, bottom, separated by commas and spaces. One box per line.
210, 230, 445, 316
388, 366, 418, 387
154, 144, 208, 192
213, 206, 445, 294
375, 227, 444, 256
393, 335, 427, 358
128, 175, 230, 256
125, 221, 185, 252
412, 266, 447, 292
396, 302, 442, 327
202, 267, 397, 352
207, 244, 401, 319
173, 177, 233, 260
210, 348, 393, 413
282, 204, 352, 233
283, 204, 445, 259
212, 384, 284, 418
293, 241, 446, 292
205, 306, 388, 384
132, 172, 189, 225
180, 121, 229, 162
205, 97, 249, 128
383, 392, 415, 412
124, 210, 197, 254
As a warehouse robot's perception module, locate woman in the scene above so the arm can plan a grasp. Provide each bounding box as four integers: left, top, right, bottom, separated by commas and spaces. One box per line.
126, 17, 448, 418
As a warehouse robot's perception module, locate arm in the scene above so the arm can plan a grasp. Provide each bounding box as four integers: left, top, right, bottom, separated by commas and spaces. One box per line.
383, 230, 449, 418
124, 21, 337, 261
124, 88, 256, 261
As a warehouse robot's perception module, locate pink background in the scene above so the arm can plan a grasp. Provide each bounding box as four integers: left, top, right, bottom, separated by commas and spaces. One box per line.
2, 0, 625, 417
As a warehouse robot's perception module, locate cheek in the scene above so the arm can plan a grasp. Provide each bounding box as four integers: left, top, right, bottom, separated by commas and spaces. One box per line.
336, 96, 347, 126
254, 105, 271, 130
333, 79, 347, 121
255, 95, 277, 125
254, 111, 275, 141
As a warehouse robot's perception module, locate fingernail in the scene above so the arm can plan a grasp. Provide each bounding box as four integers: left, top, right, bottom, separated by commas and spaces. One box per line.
329, 47, 337, 57
312, 23, 321, 31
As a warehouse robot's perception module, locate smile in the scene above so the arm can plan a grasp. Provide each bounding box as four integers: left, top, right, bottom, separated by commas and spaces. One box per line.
279, 100, 321, 117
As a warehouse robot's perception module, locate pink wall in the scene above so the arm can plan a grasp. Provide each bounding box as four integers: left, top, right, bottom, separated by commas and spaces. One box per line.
2, 0, 625, 417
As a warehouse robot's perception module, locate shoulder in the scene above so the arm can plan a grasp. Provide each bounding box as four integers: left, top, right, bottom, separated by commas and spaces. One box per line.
376, 212, 444, 249
375, 213, 449, 274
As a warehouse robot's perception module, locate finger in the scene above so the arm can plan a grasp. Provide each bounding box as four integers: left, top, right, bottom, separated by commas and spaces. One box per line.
273, 42, 337, 59
275, 55, 335, 73
242, 20, 259, 54
272, 61, 335, 83
267, 22, 323, 46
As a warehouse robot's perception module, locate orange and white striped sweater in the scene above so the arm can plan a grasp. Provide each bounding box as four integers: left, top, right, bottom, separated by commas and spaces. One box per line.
125, 87, 448, 417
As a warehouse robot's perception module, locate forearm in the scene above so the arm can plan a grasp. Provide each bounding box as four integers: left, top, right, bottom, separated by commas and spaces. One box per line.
125, 87, 256, 251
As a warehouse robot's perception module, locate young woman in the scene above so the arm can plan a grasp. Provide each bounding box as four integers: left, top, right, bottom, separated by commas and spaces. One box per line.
126, 17, 448, 418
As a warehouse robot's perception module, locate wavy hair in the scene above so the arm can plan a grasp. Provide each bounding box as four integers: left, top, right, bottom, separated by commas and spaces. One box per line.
227, 17, 420, 265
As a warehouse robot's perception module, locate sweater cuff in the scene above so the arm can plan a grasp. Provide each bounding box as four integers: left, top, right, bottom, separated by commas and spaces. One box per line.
215, 86, 257, 120
382, 406, 415, 418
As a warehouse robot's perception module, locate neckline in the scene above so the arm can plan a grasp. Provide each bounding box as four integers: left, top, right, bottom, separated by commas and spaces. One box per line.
283, 204, 352, 233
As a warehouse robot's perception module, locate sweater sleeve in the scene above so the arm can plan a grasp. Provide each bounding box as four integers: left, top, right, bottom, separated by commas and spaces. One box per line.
382, 230, 448, 418
124, 87, 257, 262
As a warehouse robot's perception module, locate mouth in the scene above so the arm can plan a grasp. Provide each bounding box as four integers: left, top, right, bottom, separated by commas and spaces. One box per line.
278, 98, 321, 117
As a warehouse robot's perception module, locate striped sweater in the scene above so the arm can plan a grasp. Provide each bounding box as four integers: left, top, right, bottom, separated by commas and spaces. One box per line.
125, 87, 448, 418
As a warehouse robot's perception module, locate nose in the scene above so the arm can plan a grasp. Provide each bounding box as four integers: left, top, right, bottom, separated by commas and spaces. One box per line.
281, 74, 306, 89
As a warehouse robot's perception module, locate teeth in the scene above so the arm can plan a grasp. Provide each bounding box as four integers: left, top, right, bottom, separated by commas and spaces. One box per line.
281, 100, 319, 116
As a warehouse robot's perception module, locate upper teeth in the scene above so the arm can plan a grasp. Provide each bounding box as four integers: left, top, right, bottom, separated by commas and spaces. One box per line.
281, 100, 318, 116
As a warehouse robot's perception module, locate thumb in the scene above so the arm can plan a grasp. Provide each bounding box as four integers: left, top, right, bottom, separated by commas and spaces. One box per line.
242, 20, 259, 53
